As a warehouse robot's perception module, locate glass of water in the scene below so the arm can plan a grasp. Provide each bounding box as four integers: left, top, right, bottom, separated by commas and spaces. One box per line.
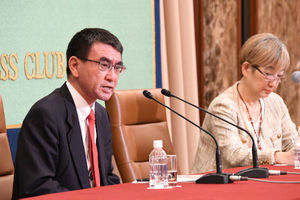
167, 155, 177, 187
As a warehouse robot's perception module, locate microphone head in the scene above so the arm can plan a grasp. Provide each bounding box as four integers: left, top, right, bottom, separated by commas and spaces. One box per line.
161, 89, 172, 97
143, 90, 153, 99
292, 71, 300, 83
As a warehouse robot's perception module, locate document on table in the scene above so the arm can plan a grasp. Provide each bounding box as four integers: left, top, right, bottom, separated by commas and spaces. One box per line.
132, 174, 203, 184
177, 174, 203, 183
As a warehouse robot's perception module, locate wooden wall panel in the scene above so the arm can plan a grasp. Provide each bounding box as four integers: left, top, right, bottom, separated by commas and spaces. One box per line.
203, 0, 240, 108
257, 0, 300, 126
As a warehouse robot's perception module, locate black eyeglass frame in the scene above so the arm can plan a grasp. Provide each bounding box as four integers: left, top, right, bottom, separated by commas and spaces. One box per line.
77, 56, 126, 73
251, 64, 286, 82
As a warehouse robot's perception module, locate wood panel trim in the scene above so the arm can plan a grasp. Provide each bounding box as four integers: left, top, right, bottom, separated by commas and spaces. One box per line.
237, 0, 242, 79
249, 0, 258, 36
193, 0, 205, 125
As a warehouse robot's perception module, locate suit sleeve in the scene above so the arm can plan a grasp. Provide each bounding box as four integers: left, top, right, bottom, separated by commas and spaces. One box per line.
278, 96, 298, 151
100, 108, 120, 185
13, 104, 69, 199
106, 155, 121, 185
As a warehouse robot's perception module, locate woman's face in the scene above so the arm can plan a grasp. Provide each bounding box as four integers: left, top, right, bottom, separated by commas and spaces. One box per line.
243, 63, 286, 98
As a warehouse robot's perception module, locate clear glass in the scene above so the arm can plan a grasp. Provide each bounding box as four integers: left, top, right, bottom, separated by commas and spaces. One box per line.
167, 155, 177, 187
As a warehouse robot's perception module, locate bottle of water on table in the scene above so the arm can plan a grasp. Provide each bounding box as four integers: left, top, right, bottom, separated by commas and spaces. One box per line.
149, 140, 168, 189
295, 127, 300, 169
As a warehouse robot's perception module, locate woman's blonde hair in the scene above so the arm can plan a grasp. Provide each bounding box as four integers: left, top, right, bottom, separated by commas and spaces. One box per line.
240, 33, 290, 70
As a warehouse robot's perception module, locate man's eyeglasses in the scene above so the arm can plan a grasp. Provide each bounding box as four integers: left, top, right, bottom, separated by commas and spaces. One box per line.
77, 57, 126, 74
251, 64, 286, 82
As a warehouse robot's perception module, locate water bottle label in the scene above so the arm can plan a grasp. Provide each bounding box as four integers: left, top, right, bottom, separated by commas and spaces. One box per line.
149, 163, 168, 189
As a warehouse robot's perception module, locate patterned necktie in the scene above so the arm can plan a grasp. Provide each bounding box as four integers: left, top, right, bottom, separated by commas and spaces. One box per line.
87, 109, 101, 187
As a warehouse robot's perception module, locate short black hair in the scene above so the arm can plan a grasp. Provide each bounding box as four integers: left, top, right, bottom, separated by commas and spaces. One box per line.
66, 28, 123, 75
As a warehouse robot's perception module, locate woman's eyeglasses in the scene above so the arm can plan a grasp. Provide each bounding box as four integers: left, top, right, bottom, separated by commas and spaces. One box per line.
251, 64, 286, 82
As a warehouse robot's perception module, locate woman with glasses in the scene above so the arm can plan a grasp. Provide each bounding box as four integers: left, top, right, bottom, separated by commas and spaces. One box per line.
192, 33, 299, 173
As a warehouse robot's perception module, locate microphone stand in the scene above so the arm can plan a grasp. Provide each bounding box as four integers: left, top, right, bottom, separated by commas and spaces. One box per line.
143, 90, 233, 184
161, 89, 269, 178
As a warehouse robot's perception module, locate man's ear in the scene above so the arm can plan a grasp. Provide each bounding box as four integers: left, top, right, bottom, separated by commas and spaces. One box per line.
68, 56, 80, 77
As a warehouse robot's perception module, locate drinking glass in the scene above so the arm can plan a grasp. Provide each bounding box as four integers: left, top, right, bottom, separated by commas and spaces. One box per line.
167, 155, 177, 186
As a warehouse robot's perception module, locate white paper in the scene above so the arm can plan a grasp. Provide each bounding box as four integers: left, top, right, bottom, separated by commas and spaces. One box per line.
177, 174, 203, 183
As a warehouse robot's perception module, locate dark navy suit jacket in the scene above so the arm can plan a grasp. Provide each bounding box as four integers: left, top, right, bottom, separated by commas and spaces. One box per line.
12, 83, 120, 199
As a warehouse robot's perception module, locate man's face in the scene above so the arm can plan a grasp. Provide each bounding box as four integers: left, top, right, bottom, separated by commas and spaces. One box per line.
75, 42, 122, 104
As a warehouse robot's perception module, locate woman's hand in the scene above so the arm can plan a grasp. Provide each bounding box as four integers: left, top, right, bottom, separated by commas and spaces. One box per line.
274, 148, 294, 165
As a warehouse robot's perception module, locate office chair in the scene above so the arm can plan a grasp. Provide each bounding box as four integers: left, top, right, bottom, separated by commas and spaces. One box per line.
105, 88, 174, 183
0, 96, 14, 200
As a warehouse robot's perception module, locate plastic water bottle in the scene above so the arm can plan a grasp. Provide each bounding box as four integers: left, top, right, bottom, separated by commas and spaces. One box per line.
295, 141, 300, 169
149, 140, 168, 189
295, 128, 300, 169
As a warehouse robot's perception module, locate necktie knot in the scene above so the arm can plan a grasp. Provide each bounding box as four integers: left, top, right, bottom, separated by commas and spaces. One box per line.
88, 109, 95, 121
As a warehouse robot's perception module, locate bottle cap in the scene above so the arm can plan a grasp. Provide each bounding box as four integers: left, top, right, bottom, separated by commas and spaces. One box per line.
153, 140, 163, 148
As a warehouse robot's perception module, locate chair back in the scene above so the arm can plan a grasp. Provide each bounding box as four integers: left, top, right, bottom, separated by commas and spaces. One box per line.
0, 96, 14, 200
105, 88, 174, 183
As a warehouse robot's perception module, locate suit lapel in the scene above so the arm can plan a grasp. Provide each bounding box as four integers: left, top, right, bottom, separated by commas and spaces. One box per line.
61, 83, 91, 188
94, 106, 108, 185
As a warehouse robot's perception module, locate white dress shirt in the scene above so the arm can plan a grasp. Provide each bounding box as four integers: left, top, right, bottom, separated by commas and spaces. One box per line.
66, 81, 97, 185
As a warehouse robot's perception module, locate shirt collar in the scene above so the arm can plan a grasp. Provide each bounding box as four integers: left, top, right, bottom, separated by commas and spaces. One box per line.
66, 81, 95, 119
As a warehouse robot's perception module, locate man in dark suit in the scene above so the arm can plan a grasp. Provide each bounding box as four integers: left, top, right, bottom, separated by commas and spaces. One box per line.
12, 28, 124, 199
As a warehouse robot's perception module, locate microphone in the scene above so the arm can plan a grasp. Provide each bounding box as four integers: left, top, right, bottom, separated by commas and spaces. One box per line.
143, 90, 233, 184
292, 71, 300, 83
161, 89, 269, 178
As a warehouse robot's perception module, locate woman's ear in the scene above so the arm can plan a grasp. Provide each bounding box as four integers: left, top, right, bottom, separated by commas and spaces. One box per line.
241, 62, 251, 77
68, 56, 80, 78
